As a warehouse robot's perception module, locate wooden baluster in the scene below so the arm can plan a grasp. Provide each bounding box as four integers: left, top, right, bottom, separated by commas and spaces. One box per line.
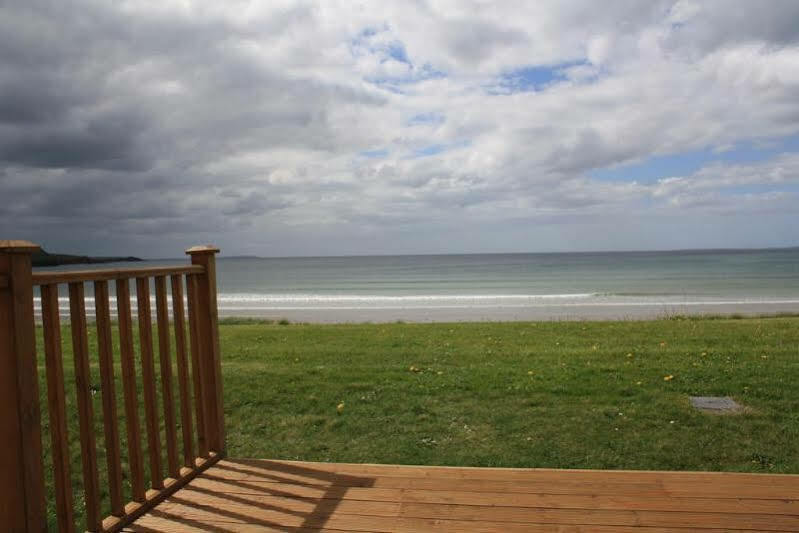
186, 274, 208, 458
41, 283, 75, 532
116, 278, 145, 502
155, 276, 179, 477
171, 274, 195, 466
69, 282, 101, 532
0, 241, 46, 532
136, 277, 163, 488
186, 245, 225, 455
95, 280, 124, 516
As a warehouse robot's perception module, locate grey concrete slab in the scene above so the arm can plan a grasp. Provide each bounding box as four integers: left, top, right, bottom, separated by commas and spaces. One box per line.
690, 396, 743, 413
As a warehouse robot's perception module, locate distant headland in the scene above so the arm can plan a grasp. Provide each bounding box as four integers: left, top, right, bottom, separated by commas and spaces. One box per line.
32, 248, 142, 267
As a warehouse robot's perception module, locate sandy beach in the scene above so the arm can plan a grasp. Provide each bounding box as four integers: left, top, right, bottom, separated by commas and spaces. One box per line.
217, 301, 799, 323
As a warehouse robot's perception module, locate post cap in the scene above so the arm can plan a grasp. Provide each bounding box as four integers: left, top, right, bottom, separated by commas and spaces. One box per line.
185, 245, 220, 255
0, 240, 40, 252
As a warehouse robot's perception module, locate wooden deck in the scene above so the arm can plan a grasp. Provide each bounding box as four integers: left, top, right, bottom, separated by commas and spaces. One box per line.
127, 459, 799, 532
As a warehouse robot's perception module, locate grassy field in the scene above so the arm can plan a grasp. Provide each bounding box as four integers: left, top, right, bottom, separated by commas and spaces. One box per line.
38, 316, 799, 527
221, 317, 799, 472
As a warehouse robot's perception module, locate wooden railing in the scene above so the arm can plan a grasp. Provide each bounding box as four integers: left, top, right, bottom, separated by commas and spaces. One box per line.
0, 241, 225, 532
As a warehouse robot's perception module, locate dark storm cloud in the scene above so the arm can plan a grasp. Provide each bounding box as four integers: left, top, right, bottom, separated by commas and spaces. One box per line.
0, 0, 386, 256
0, 111, 152, 170
666, 0, 799, 52
0, 79, 84, 124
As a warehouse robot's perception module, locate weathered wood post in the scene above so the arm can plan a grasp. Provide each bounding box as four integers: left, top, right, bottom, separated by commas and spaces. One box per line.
186, 245, 225, 455
0, 241, 46, 532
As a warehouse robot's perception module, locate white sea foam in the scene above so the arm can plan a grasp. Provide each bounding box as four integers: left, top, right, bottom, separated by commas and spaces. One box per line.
215, 293, 599, 303
32, 293, 799, 315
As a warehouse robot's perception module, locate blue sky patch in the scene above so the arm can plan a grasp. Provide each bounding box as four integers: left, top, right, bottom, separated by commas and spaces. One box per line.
407, 112, 445, 126
414, 144, 447, 157
352, 26, 446, 89
385, 41, 410, 64
359, 148, 389, 158
494, 60, 587, 93
590, 134, 799, 183
365, 63, 446, 91
410, 139, 470, 158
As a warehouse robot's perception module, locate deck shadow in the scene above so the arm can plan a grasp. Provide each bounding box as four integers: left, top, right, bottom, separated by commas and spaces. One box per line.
130, 459, 376, 532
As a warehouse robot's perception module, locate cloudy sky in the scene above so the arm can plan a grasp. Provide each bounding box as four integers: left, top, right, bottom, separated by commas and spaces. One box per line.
2, 0, 798, 257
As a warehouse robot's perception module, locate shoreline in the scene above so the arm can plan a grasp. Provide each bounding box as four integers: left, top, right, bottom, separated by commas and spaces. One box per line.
216, 301, 799, 323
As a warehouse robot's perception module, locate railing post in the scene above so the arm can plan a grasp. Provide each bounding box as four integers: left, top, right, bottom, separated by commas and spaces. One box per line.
186, 245, 225, 455
0, 241, 46, 532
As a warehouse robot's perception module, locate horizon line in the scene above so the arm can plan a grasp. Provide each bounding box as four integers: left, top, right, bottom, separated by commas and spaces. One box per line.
146, 244, 799, 261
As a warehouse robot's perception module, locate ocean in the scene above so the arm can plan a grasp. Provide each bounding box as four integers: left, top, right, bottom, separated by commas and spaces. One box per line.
35, 248, 799, 322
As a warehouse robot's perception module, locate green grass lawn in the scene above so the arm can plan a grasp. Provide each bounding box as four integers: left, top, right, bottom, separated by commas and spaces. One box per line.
38, 316, 799, 528
221, 317, 799, 472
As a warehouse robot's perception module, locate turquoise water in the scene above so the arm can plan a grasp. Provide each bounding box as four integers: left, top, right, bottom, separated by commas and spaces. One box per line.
37, 248, 799, 316
215, 248, 799, 297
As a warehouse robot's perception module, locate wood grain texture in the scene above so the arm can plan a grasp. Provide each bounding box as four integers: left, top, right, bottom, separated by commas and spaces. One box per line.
187, 247, 225, 454
0, 255, 24, 531
0, 249, 46, 533
185, 274, 208, 458
94, 280, 124, 517
32, 265, 203, 286
0, 239, 39, 251
155, 276, 180, 478
11, 252, 47, 532
170, 274, 195, 467
136, 277, 164, 490
101, 453, 220, 533
40, 284, 76, 532
116, 278, 146, 503
69, 282, 102, 532
131, 459, 799, 532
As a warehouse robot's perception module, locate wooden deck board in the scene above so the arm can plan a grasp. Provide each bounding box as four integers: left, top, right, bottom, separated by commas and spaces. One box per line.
127, 459, 799, 532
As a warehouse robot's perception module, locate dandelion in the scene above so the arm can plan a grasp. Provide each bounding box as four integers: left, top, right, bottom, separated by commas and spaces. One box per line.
437, 371, 443, 375
701, 352, 707, 356
626, 353, 633, 358
409, 365, 420, 372
527, 370, 534, 375
636, 381, 643, 385
669, 420, 676, 424
336, 402, 345, 413
663, 374, 674, 381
